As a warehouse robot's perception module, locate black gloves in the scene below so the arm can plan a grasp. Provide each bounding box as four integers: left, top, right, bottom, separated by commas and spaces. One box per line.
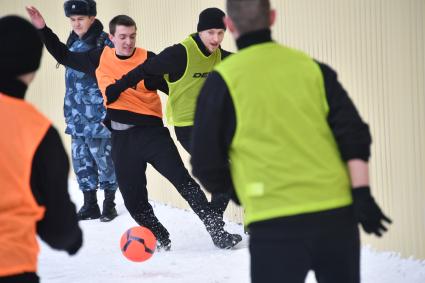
66, 230, 83, 255
105, 81, 124, 105
352, 186, 392, 237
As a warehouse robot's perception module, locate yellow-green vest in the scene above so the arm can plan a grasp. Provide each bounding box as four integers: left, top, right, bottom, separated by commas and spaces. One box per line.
165, 35, 221, 126
215, 42, 352, 225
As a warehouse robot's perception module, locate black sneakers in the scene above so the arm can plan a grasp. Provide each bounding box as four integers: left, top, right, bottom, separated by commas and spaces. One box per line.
203, 212, 242, 249
211, 230, 242, 249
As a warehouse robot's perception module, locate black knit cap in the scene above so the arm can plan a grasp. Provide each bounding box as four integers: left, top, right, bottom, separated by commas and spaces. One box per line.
0, 15, 43, 78
197, 7, 226, 32
64, 0, 97, 17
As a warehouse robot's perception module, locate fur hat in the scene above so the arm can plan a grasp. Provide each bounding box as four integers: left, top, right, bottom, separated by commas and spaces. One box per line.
197, 7, 226, 32
64, 0, 97, 17
0, 15, 43, 78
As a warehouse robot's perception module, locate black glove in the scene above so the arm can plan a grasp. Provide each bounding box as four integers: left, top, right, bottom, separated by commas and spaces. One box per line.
67, 230, 83, 255
105, 82, 122, 105
352, 186, 392, 237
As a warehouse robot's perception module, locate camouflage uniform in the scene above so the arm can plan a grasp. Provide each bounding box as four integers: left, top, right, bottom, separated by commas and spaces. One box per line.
64, 19, 117, 192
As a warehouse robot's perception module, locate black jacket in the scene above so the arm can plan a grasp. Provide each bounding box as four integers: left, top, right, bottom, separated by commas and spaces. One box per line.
38, 25, 168, 126
0, 78, 82, 254
190, 29, 372, 196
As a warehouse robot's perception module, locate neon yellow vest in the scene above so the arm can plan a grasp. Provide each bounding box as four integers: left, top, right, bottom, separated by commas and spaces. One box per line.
165, 35, 221, 126
215, 42, 352, 225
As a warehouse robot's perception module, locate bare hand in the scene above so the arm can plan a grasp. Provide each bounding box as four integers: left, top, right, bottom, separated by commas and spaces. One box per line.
25, 6, 46, 29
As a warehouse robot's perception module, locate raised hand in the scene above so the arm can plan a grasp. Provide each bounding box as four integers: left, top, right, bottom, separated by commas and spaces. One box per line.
25, 6, 46, 29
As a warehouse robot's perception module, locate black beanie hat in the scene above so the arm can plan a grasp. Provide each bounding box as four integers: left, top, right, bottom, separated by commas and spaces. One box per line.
64, 0, 97, 17
197, 7, 226, 32
0, 15, 43, 78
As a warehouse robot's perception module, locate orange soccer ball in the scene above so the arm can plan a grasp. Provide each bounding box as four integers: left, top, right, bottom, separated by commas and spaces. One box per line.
120, 226, 156, 262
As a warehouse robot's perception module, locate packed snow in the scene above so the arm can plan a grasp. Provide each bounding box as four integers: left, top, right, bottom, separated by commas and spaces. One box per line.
38, 180, 425, 283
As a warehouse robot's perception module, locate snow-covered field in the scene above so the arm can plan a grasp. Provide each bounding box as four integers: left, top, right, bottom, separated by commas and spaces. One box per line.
38, 180, 425, 283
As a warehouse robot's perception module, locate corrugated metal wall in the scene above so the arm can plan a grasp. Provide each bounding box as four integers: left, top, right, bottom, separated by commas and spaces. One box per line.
1, 0, 424, 259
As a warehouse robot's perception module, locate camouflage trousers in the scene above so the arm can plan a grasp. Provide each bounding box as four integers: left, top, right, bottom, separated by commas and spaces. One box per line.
71, 136, 118, 192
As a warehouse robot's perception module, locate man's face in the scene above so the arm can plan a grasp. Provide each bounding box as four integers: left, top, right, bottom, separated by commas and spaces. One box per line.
69, 15, 95, 38
109, 25, 137, 56
198, 28, 225, 53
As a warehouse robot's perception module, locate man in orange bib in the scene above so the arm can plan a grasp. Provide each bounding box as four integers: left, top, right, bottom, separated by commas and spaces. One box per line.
104, 8, 237, 224
26, 7, 241, 250
0, 15, 82, 283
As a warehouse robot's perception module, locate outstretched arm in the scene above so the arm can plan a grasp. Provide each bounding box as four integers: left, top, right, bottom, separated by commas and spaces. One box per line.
105, 44, 185, 103
26, 5, 101, 76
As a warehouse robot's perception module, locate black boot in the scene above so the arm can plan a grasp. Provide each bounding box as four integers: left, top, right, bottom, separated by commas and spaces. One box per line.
156, 237, 171, 251
100, 190, 118, 222
203, 211, 242, 249
77, 190, 101, 220
177, 179, 242, 249
134, 210, 171, 251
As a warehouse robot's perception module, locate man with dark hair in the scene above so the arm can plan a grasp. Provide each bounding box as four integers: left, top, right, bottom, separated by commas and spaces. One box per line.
108, 15, 137, 35
0, 15, 82, 283
26, 7, 240, 250
191, 0, 392, 282
104, 8, 241, 237
35, 0, 119, 223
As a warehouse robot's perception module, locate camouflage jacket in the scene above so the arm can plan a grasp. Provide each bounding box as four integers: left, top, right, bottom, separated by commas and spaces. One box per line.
64, 19, 112, 138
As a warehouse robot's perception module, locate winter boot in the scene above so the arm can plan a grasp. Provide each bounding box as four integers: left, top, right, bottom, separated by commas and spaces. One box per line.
100, 190, 118, 222
203, 212, 242, 249
211, 230, 242, 249
177, 179, 242, 249
77, 190, 101, 220
134, 210, 171, 252
156, 237, 172, 252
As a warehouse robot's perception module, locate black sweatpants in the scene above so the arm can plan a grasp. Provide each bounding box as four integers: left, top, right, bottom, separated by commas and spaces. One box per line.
249, 206, 360, 283
111, 126, 213, 243
175, 126, 231, 215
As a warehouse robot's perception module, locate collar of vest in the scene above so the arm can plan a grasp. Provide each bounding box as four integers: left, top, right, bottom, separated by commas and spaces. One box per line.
191, 33, 212, 57
116, 48, 137, 60
236, 28, 272, 50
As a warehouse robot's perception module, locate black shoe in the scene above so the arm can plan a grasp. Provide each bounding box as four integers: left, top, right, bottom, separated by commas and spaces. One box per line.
100, 207, 117, 222
77, 190, 101, 220
100, 190, 118, 222
156, 238, 171, 251
202, 210, 242, 249
134, 211, 171, 252
211, 231, 242, 249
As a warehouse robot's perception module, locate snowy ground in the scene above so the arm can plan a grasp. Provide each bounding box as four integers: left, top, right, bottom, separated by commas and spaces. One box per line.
38, 180, 425, 283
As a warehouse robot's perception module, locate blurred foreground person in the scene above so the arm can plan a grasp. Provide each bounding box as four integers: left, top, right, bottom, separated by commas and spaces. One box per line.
191, 0, 391, 282
0, 15, 82, 283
